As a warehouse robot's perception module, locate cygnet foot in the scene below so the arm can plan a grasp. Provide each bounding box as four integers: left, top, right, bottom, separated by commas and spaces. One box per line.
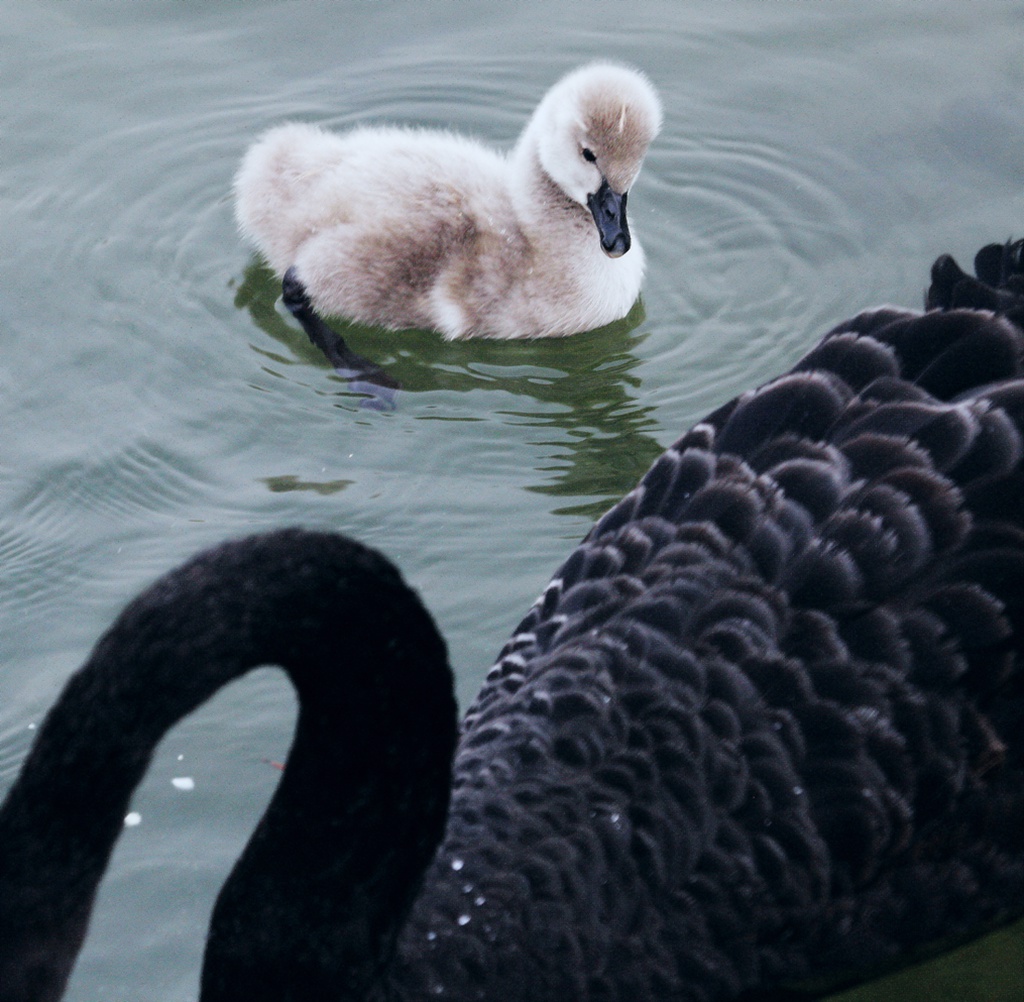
282, 267, 400, 410
282, 265, 315, 316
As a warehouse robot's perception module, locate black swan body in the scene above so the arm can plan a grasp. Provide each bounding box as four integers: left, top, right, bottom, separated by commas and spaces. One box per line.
1, 242, 1022, 1001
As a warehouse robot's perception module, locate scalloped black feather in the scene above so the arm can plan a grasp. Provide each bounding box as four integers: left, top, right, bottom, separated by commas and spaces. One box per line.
404, 240, 1024, 1000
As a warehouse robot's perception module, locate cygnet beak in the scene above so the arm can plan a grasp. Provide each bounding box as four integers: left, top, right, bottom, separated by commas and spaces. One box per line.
587, 179, 631, 258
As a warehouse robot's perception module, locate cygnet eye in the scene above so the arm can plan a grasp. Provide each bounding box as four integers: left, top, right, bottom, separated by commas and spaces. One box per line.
581, 147, 597, 163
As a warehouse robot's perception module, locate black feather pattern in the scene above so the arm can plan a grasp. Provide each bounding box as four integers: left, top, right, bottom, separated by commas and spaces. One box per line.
0, 242, 1021, 1002
395, 241, 1024, 1000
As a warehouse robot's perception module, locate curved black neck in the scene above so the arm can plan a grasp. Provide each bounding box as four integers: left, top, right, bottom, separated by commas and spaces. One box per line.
0, 530, 457, 1002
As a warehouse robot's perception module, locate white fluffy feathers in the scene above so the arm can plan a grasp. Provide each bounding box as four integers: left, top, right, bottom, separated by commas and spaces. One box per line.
234, 64, 661, 339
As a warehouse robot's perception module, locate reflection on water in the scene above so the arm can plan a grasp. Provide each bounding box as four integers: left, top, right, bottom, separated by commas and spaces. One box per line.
261, 474, 353, 496
236, 258, 666, 517
829, 917, 1024, 1002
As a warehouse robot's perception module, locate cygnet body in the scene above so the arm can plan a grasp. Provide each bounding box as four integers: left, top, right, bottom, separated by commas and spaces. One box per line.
234, 64, 662, 339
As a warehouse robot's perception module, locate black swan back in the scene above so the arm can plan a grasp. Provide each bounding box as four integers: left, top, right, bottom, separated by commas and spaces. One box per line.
0, 241, 1021, 1001
389, 240, 1024, 1000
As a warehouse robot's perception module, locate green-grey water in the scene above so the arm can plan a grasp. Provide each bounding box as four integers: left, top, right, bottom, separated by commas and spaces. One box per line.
1, 1, 1022, 998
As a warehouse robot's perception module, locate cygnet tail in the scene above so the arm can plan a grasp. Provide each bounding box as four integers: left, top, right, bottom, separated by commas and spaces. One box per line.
234, 122, 346, 276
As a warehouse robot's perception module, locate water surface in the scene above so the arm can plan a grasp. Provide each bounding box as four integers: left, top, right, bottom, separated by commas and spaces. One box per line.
1, 1, 1021, 998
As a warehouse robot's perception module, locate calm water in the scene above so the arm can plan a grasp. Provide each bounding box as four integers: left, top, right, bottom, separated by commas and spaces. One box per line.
1, 1, 1022, 998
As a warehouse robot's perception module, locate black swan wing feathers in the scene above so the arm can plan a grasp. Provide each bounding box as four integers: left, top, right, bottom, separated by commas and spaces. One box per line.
399, 241, 1024, 1000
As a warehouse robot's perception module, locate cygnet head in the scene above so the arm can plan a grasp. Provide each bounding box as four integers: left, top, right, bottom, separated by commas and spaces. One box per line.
523, 63, 662, 258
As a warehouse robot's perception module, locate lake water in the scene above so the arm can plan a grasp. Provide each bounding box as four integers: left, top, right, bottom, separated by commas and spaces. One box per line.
1, 1, 1021, 999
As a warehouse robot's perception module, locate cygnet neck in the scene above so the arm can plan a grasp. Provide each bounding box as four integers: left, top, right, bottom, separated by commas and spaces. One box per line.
508, 132, 591, 247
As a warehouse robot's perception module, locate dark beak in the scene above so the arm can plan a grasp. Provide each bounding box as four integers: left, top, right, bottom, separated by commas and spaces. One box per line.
587, 179, 630, 258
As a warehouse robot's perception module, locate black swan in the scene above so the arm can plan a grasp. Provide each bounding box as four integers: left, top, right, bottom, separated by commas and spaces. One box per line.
1, 241, 1022, 1001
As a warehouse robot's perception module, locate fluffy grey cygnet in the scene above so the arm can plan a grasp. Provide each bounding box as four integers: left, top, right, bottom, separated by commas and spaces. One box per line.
234, 63, 662, 339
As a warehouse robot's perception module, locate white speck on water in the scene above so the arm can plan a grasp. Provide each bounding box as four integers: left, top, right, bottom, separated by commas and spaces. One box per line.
172, 777, 195, 791
457, 914, 471, 926
462, 882, 473, 894
451, 858, 464, 872
792, 786, 804, 796
426, 930, 437, 942
474, 895, 486, 907
124, 812, 142, 827
177, 754, 184, 761
27, 722, 36, 731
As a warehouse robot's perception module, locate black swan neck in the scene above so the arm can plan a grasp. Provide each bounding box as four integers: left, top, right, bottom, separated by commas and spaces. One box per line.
0, 530, 457, 1002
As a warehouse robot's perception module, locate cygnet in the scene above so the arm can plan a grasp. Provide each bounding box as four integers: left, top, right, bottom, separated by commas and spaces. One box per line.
234, 63, 662, 339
